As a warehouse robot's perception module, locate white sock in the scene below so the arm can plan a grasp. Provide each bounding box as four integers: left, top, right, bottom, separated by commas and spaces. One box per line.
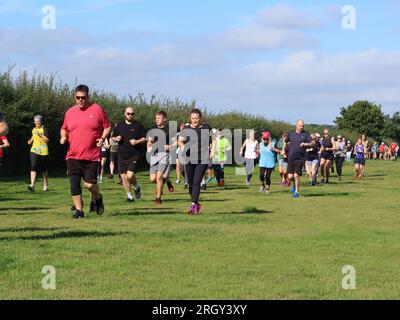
127, 192, 133, 199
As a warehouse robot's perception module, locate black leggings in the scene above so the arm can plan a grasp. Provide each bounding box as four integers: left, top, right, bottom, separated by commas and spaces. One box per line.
335, 157, 345, 177
185, 163, 208, 204
212, 164, 224, 183
260, 167, 273, 186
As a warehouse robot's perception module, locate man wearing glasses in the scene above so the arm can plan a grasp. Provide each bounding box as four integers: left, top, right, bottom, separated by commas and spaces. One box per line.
112, 107, 146, 202
60, 85, 111, 219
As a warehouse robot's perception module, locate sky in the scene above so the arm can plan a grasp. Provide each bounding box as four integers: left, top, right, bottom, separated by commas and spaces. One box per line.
1, 0, 400, 124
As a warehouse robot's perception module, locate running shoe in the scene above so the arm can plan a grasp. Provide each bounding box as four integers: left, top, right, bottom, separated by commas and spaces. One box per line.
290, 185, 296, 193
154, 198, 162, 205
126, 197, 135, 202
28, 185, 35, 192
218, 180, 225, 187
246, 180, 250, 186
201, 183, 207, 191
293, 192, 300, 198
167, 181, 174, 193
187, 204, 196, 214
265, 189, 270, 194
95, 194, 105, 216
43, 183, 48, 192
72, 210, 85, 219
320, 179, 325, 184
89, 200, 97, 212
184, 183, 188, 189
175, 179, 181, 185
312, 181, 316, 187
108, 174, 114, 179
259, 186, 265, 193
71, 200, 83, 212
133, 185, 142, 200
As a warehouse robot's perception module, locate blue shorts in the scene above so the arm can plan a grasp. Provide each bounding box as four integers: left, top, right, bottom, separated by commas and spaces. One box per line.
354, 158, 366, 166
306, 159, 319, 167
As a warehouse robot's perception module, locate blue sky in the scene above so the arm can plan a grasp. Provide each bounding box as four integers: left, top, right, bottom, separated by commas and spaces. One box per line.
1, 0, 400, 124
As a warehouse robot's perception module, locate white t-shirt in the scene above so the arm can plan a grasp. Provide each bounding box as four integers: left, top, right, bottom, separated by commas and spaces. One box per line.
244, 139, 258, 159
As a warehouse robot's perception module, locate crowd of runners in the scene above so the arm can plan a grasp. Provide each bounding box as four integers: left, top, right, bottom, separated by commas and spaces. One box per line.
0, 85, 399, 218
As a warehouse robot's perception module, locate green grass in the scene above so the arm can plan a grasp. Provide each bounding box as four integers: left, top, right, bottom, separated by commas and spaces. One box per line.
1, 160, 400, 299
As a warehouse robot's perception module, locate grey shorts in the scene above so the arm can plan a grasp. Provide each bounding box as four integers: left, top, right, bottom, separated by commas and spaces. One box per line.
278, 159, 288, 170
150, 163, 170, 175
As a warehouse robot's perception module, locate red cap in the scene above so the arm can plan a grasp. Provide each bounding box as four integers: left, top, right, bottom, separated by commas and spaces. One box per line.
262, 131, 270, 139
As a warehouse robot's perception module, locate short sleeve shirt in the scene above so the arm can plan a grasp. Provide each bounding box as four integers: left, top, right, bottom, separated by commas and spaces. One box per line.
112, 120, 146, 160
286, 130, 312, 162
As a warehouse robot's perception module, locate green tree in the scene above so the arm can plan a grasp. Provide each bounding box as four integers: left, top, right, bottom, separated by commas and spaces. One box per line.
334, 100, 385, 140
383, 112, 400, 142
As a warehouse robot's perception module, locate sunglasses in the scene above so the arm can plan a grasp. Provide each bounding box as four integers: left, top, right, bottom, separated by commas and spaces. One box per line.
126, 113, 134, 116
75, 96, 87, 100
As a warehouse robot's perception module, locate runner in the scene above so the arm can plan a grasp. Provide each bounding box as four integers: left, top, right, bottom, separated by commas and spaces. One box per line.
353, 137, 367, 180
27, 115, 50, 192
112, 107, 146, 202
390, 142, 398, 161
0, 134, 10, 167
305, 133, 319, 186
319, 129, 336, 184
361, 134, 369, 176
258, 131, 280, 194
379, 142, 386, 160
283, 120, 312, 198
178, 109, 215, 215
371, 142, 378, 160
109, 135, 118, 179
147, 110, 174, 205
0, 112, 8, 136
98, 137, 110, 183
239, 129, 259, 186
212, 128, 232, 187
60, 84, 110, 219
175, 123, 185, 184
334, 135, 346, 181
276, 131, 289, 189
346, 140, 353, 162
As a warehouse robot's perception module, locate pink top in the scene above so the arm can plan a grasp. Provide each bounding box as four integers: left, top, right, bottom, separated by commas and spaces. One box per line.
62, 103, 110, 161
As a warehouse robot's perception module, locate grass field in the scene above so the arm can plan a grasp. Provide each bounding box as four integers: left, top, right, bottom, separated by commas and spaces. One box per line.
0, 160, 399, 300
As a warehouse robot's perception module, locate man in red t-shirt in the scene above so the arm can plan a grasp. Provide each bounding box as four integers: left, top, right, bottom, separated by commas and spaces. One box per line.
390, 143, 398, 161
60, 85, 111, 219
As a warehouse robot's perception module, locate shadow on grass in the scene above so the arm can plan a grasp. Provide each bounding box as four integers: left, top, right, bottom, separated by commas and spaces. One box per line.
303, 192, 356, 197
0, 206, 50, 212
0, 227, 67, 233
223, 185, 250, 190
218, 206, 274, 215
112, 209, 177, 217
0, 230, 130, 241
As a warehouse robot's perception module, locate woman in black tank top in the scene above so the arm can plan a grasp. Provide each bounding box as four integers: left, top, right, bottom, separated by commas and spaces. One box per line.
319, 129, 336, 184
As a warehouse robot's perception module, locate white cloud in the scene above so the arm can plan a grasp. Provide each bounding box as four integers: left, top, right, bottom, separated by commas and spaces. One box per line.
256, 4, 322, 29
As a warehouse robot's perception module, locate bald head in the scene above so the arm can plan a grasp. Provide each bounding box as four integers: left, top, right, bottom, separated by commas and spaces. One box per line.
124, 107, 135, 123
295, 120, 305, 133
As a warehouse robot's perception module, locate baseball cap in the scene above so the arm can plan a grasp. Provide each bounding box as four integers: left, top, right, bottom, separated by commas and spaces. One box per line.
262, 131, 270, 139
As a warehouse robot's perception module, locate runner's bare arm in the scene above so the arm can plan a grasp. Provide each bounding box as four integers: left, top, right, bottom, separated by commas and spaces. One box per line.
60, 128, 69, 145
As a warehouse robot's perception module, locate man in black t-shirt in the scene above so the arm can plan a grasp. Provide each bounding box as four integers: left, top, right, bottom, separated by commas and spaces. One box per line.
112, 107, 146, 201
147, 110, 175, 205
284, 120, 312, 198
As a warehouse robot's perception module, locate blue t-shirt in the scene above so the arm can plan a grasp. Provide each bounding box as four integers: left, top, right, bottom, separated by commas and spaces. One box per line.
259, 140, 276, 168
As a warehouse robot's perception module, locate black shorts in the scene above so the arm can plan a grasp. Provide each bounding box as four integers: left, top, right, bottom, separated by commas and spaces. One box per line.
320, 152, 334, 161
118, 155, 138, 174
67, 159, 99, 184
30, 153, 49, 173
110, 151, 118, 162
288, 160, 304, 176
101, 150, 109, 159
